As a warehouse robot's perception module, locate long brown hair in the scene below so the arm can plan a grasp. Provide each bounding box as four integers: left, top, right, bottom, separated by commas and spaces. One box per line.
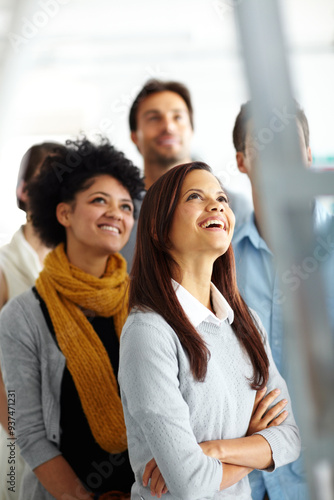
130, 162, 269, 388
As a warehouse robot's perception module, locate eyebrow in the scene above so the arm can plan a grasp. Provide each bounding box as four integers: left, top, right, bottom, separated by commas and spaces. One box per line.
183, 188, 226, 197
89, 191, 133, 203
142, 109, 188, 117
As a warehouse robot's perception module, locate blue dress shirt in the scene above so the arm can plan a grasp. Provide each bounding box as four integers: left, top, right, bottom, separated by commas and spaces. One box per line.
233, 213, 310, 500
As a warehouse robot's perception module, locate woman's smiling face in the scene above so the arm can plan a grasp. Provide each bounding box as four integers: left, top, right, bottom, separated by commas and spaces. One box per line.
57, 174, 134, 258
168, 169, 235, 263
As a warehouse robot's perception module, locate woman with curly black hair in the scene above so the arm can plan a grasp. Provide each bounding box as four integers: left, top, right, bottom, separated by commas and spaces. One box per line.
0, 137, 144, 500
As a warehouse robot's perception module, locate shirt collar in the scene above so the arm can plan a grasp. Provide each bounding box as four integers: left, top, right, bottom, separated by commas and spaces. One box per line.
172, 280, 234, 328
232, 212, 271, 253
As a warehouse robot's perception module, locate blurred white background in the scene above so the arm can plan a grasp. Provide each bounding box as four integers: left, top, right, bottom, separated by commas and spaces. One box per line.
0, 0, 333, 244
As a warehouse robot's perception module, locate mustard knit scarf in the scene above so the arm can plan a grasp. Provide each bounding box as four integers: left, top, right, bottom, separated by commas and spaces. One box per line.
36, 243, 128, 453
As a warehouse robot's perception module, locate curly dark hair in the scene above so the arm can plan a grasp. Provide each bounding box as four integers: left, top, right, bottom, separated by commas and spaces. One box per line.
27, 137, 145, 248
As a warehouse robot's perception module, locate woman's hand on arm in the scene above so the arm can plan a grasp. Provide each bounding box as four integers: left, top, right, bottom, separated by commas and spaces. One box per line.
143, 388, 289, 495
34, 455, 92, 500
143, 458, 168, 498
144, 453, 253, 494
247, 387, 288, 436
199, 387, 289, 471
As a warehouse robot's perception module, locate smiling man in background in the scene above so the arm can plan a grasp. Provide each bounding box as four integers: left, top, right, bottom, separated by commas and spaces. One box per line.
121, 79, 194, 265
129, 79, 194, 189
122, 79, 252, 266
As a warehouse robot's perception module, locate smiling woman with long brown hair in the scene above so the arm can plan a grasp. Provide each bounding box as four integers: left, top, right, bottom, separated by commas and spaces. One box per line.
118, 161, 301, 500
0, 137, 144, 500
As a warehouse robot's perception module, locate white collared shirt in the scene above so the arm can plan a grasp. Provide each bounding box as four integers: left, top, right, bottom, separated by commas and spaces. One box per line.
172, 280, 234, 328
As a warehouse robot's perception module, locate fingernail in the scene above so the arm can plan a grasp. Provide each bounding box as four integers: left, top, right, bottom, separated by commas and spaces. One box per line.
274, 388, 280, 393
282, 399, 288, 404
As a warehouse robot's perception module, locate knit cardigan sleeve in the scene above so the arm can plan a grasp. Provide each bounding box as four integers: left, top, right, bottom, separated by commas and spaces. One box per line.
250, 309, 301, 471
119, 311, 223, 500
0, 292, 62, 470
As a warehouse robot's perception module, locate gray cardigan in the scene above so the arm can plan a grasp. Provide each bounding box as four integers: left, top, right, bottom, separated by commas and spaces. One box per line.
0, 289, 65, 500
119, 309, 301, 500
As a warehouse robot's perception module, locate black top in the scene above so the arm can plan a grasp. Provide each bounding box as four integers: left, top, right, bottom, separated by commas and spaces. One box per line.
33, 288, 134, 495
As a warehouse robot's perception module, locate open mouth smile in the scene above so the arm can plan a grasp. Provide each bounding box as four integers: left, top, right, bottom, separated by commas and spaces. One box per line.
199, 219, 226, 230
98, 224, 120, 234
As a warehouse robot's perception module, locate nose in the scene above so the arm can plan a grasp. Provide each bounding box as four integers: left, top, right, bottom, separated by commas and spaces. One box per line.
208, 200, 224, 212
105, 203, 123, 220
164, 116, 177, 133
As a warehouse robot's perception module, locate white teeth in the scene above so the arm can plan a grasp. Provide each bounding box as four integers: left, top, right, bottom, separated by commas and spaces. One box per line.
99, 225, 120, 234
200, 219, 225, 229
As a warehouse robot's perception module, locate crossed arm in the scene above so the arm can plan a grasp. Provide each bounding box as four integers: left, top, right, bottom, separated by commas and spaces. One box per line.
144, 387, 289, 498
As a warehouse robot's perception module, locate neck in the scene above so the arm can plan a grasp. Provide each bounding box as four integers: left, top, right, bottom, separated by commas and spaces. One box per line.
252, 188, 272, 249
144, 156, 191, 190
65, 244, 109, 278
172, 254, 214, 312
22, 220, 50, 265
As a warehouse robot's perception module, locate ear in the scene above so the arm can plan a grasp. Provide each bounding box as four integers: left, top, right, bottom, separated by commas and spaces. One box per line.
16, 180, 28, 203
56, 202, 72, 227
131, 131, 139, 147
236, 152, 248, 174
306, 146, 312, 166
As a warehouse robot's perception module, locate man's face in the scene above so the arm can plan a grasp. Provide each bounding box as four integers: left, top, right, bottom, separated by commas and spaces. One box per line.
131, 90, 193, 168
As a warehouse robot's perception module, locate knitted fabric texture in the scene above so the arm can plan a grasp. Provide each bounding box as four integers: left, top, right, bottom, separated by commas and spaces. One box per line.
35, 243, 128, 453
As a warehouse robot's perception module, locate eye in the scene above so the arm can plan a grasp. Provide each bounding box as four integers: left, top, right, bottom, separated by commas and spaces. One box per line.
186, 192, 202, 201
217, 195, 229, 204
147, 115, 159, 122
91, 196, 106, 204
121, 203, 133, 213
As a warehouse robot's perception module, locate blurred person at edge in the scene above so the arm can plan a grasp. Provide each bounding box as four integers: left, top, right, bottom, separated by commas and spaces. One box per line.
118, 162, 301, 500
0, 137, 144, 500
232, 100, 333, 500
121, 79, 253, 267
0, 142, 66, 500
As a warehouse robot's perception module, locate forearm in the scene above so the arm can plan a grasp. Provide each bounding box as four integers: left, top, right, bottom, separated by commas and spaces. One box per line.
202, 435, 273, 470
219, 463, 253, 490
34, 455, 91, 500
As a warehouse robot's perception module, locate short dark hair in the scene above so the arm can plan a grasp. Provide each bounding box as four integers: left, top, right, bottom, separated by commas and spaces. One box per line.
129, 79, 194, 132
232, 99, 310, 154
17, 142, 66, 212
27, 137, 144, 248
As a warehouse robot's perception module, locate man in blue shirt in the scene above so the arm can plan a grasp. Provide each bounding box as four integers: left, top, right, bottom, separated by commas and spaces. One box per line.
232, 101, 319, 500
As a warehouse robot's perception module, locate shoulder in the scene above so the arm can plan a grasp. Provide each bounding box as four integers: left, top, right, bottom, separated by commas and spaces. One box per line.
124, 308, 171, 329
248, 307, 268, 345
0, 289, 45, 337
232, 213, 256, 245
121, 308, 180, 354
